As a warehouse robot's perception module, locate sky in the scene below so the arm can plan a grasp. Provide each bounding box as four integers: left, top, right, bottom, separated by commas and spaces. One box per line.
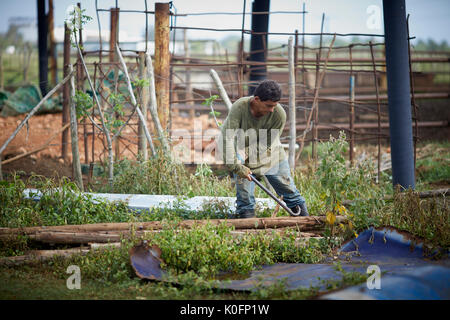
0, 0, 449, 45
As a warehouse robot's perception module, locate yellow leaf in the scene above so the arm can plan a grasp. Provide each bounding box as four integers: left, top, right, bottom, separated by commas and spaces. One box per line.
326, 211, 336, 225
348, 221, 353, 230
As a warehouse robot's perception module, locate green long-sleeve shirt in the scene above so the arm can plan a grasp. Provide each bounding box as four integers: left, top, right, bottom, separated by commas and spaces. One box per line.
220, 96, 287, 176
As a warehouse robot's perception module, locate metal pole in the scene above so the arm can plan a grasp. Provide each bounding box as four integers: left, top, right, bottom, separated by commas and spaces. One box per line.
37, 0, 48, 96
248, 0, 270, 95
349, 45, 355, 165
382, 0, 415, 189
48, 0, 57, 86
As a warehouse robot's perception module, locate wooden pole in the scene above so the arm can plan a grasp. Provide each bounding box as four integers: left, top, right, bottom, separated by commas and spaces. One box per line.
68, 64, 84, 191
154, 2, 171, 131
76, 3, 88, 165
110, 7, 120, 160
145, 53, 170, 153
62, 23, 71, 162
288, 37, 296, 170
138, 52, 149, 160
210, 69, 232, 111
0, 216, 347, 236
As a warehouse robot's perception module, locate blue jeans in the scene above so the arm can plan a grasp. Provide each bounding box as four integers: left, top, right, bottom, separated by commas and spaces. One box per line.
234, 159, 306, 214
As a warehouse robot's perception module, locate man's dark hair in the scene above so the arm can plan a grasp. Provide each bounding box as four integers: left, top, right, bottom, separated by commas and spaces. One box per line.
253, 80, 282, 102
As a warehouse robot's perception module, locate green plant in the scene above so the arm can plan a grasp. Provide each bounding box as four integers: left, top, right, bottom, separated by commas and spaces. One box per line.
313, 132, 386, 233
73, 90, 93, 119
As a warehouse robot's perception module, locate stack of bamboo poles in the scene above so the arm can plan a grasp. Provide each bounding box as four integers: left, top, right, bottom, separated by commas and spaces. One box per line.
0, 216, 345, 266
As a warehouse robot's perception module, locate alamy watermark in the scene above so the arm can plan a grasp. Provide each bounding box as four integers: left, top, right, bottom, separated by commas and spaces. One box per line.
66, 265, 81, 290
366, 265, 381, 290
366, 5, 382, 30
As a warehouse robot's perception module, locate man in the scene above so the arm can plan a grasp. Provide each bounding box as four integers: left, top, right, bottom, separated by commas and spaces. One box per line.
219, 80, 308, 219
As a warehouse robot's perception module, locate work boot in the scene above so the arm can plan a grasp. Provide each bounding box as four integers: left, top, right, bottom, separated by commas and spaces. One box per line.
239, 210, 256, 219
289, 203, 309, 217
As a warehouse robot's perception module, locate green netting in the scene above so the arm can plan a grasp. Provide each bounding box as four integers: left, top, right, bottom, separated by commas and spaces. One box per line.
0, 84, 62, 117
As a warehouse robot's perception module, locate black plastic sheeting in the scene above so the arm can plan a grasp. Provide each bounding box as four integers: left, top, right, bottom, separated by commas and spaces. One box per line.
129, 227, 450, 299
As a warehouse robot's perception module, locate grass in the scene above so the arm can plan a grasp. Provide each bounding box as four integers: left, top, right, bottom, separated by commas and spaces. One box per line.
415, 141, 450, 187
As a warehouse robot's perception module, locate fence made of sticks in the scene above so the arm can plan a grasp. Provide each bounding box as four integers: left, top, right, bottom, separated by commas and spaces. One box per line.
1, 2, 449, 188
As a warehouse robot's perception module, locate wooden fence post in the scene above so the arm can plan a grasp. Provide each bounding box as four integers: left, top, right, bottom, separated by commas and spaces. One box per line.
68, 64, 84, 191
154, 2, 171, 131
288, 37, 296, 170
62, 22, 71, 162
110, 7, 120, 160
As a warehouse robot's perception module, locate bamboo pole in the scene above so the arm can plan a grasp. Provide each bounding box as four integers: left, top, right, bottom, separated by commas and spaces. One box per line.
145, 52, 170, 153
69, 64, 84, 191
138, 52, 149, 160
288, 37, 296, 170
110, 8, 120, 161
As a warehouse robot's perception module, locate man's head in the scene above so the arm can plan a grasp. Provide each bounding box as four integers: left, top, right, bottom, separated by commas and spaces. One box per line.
251, 80, 282, 117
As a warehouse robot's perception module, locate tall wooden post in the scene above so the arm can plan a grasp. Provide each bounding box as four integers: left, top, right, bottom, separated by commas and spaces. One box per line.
138, 52, 149, 160
110, 7, 120, 160
154, 2, 171, 131
62, 22, 71, 161
69, 65, 84, 191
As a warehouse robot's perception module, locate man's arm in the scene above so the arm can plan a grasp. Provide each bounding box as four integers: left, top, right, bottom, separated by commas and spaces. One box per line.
220, 106, 252, 180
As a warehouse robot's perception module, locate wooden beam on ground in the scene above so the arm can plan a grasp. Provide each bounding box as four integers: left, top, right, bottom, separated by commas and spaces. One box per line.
0, 216, 346, 237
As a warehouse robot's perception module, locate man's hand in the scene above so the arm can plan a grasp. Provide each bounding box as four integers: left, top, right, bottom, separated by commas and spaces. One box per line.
236, 164, 252, 181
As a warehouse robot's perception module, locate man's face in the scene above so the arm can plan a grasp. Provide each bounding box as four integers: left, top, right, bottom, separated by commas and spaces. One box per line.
252, 96, 278, 117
